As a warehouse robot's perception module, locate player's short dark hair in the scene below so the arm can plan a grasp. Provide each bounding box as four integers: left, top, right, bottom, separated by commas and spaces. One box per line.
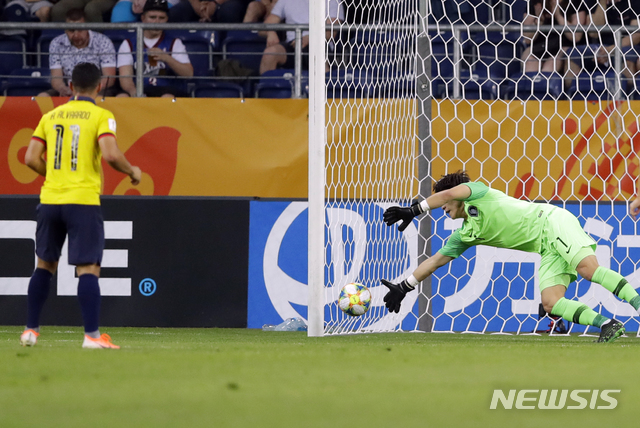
65, 8, 86, 21
433, 170, 471, 193
71, 63, 101, 92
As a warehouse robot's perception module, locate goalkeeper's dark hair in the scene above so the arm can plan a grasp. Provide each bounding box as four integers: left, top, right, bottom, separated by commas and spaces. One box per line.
71, 63, 101, 92
433, 170, 471, 193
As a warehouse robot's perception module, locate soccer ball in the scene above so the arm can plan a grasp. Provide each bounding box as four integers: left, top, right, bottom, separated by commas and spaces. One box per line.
338, 283, 371, 316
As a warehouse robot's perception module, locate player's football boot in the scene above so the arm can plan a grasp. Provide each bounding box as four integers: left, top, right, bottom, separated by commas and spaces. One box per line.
596, 319, 625, 343
19, 329, 39, 347
82, 333, 120, 349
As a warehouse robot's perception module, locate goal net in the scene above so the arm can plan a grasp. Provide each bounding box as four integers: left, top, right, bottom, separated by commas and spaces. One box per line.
308, 0, 640, 336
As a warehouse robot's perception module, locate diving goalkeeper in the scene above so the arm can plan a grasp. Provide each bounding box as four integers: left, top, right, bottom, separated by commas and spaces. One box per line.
382, 171, 640, 343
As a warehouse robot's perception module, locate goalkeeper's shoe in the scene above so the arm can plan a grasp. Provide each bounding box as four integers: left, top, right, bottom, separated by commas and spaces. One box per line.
19, 329, 39, 347
82, 333, 120, 349
596, 319, 625, 343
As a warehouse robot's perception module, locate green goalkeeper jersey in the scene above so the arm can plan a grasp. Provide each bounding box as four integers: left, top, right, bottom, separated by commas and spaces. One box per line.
439, 182, 557, 258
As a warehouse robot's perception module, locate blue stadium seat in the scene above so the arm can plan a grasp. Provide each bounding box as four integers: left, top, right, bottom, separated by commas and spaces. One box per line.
326, 69, 371, 99
460, 0, 491, 25
0, 36, 27, 78
36, 29, 64, 68
503, 71, 564, 100
430, 31, 455, 80
435, 68, 499, 100
222, 30, 266, 75
350, 30, 411, 79
474, 32, 522, 81
168, 30, 218, 76
500, 0, 527, 24
568, 70, 627, 101
460, 68, 499, 100
102, 29, 136, 50
2, 67, 51, 96
192, 81, 244, 98
255, 69, 308, 98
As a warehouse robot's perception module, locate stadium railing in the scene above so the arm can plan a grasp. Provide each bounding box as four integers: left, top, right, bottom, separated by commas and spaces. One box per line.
0, 21, 310, 98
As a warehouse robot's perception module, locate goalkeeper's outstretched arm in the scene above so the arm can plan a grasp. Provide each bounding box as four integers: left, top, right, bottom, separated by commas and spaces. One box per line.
381, 252, 454, 313
383, 184, 472, 231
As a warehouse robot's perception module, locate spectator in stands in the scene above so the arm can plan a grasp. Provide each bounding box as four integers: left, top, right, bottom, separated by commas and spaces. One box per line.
259, 0, 343, 75
40, 8, 117, 96
2, 0, 53, 23
520, 0, 589, 74
168, 0, 248, 23
51, 0, 117, 22
242, 0, 275, 22
566, 0, 640, 80
116, 0, 193, 97
110, 0, 178, 22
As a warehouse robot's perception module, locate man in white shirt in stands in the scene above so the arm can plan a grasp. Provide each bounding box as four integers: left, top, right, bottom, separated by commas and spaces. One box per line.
40, 8, 117, 97
116, 0, 194, 97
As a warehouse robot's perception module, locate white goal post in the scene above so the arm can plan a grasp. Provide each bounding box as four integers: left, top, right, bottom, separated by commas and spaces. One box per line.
308, 0, 640, 337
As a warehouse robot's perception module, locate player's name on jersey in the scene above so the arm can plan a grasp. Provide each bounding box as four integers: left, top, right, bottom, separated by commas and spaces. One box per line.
50, 111, 92, 120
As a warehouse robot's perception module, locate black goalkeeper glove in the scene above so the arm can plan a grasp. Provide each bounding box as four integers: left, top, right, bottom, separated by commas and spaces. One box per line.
383, 202, 422, 232
381, 279, 415, 313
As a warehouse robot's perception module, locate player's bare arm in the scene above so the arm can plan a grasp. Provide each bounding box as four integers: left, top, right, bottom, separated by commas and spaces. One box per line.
630, 195, 640, 220
24, 138, 47, 177
98, 135, 142, 185
413, 252, 455, 282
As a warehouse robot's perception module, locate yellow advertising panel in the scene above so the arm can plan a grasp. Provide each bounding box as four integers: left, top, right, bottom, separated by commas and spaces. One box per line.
0, 97, 308, 198
1, 97, 639, 201
432, 100, 640, 201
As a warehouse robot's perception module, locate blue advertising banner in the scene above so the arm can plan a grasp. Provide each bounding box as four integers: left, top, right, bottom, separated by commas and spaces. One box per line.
248, 201, 640, 332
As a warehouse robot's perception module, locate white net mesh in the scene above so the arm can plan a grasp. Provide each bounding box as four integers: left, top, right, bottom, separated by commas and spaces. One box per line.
314, 0, 640, 335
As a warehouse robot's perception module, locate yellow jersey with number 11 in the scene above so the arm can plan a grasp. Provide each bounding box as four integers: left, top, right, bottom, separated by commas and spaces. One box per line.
32, 96, 117, 206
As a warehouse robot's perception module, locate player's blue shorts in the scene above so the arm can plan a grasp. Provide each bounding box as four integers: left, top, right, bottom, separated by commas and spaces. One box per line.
35, 204, 104, 265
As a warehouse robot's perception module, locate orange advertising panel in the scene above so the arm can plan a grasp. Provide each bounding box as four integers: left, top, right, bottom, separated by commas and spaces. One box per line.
2, 97, 639, 201
0, 97, 308, 198
432, 100, 640, 201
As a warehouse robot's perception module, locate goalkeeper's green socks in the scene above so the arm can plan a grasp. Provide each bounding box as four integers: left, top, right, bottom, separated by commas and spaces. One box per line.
550, 298, 608, 328
591, 267, 640, 312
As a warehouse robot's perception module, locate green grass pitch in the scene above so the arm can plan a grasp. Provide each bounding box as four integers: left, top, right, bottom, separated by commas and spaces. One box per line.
1, 326, 638, 428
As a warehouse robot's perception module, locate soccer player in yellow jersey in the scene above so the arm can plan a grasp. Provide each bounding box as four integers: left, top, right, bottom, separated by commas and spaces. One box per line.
382, 171, 640, 343
20, 62, 142, 349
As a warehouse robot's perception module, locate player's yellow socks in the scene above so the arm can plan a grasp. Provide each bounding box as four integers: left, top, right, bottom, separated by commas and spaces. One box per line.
592, 267, 640, 310
550, 297, 608, 328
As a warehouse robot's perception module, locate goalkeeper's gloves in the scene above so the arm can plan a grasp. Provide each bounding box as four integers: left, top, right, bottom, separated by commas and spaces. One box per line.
381, 279, 415, 313
383, 202, 426, 232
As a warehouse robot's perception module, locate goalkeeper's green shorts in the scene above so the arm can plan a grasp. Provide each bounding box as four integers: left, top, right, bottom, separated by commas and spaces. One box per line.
538, 207, 597, 292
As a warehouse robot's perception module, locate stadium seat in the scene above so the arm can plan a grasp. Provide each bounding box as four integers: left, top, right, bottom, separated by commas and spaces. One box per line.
222, 30, 266, 75
102, 29, 136, 50
568, 70, 627, 101
474, 32, 522, 81
36, 29, 64, 68
192, 81, 244, 98
0, 36, 27, 79
502, 71, 564, 100
349, 30, 410, 80
496, 0, 527, 24
430, 31, 455, 80
326, 69, 371, 99
168, 30, 218, 76
2, 67, 51, 96
460, 68, 499, 100
254, 69, 308, 98
460, 0, 491, 25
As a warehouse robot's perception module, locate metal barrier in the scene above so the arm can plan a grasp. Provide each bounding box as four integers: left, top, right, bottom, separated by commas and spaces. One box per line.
0, 22, 309, 98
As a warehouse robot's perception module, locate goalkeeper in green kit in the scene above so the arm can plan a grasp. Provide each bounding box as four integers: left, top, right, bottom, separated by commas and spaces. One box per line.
382, 171, 640, 343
